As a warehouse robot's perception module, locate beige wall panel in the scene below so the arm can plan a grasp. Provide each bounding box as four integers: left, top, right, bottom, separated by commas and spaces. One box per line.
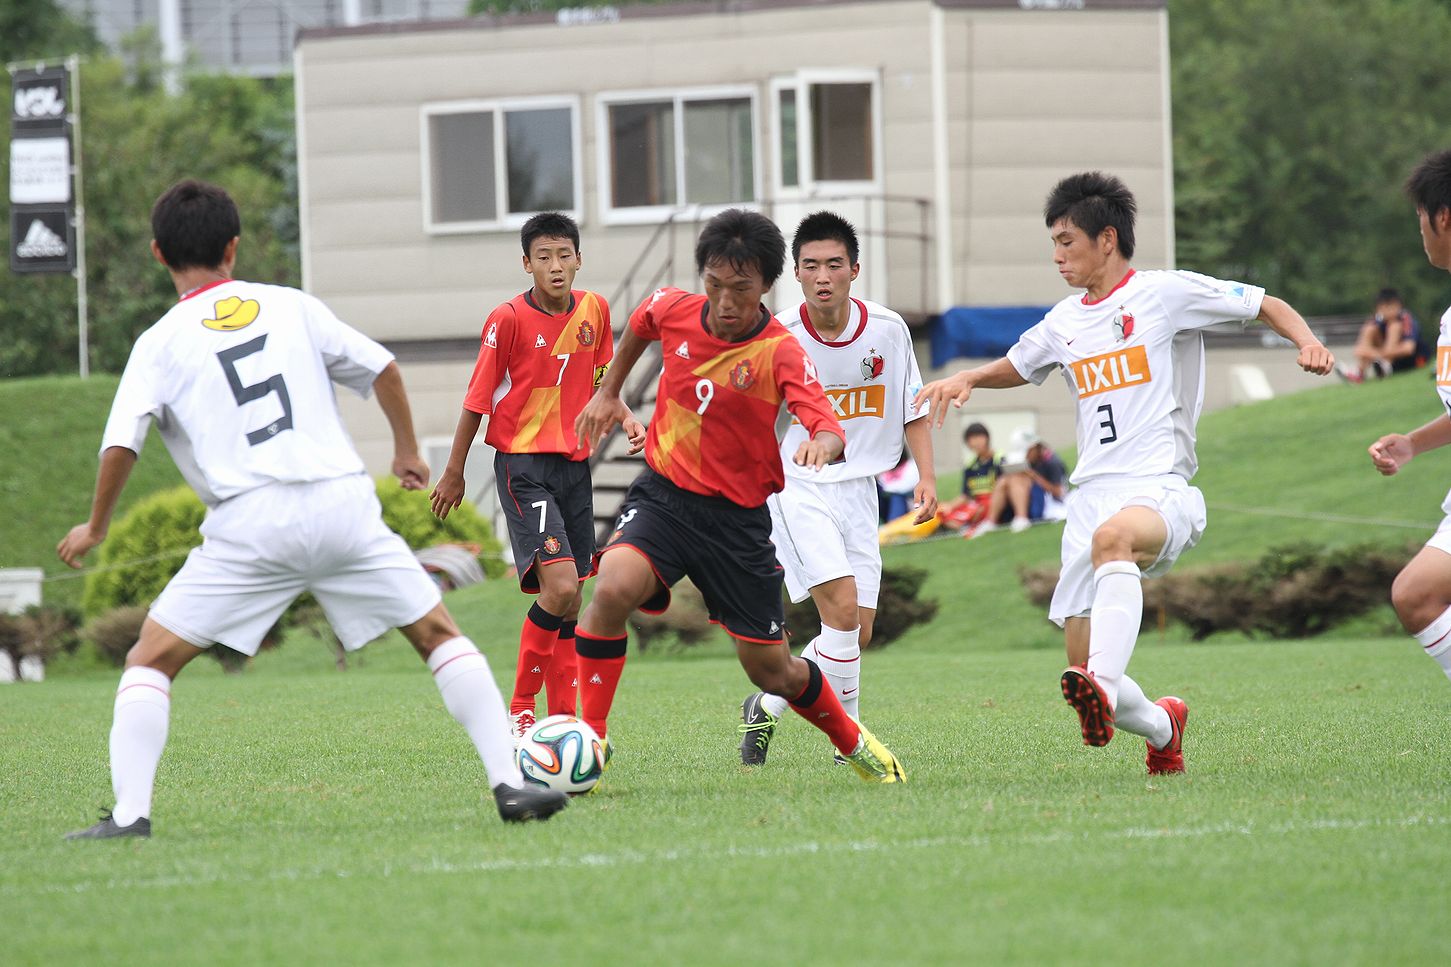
302, 105, 421, 156
970, 69, 1163, 120
967, 165, 1166, 217
965, 12, 1164, 71
968, 119, 1165, 169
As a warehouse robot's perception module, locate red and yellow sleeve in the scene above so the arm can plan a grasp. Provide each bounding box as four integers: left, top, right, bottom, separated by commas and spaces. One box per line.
462, 304, 515, 415
630, 288, 682, 341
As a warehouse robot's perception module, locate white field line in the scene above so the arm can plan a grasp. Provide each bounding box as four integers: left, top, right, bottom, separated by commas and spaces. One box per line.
11, 813, 1447, 897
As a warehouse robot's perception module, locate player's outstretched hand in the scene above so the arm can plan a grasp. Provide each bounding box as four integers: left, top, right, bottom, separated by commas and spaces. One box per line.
914, 372, 974, 428
1369, 434, 1413, 476
575, 393, 630, 454
1298, 343, 1335, 375
911, 481, 939, 524
623, 414, 647, 455
57, 523, 103, 569
430, 468, 466, 519
394, 452, 429, 492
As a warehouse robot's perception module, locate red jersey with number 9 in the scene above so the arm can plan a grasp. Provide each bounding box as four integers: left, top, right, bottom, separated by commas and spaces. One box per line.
631, 287, 844, 507
463, 289, 614, 461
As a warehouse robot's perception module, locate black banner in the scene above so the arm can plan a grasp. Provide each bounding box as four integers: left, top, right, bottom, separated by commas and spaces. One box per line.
9, 64, 75, 273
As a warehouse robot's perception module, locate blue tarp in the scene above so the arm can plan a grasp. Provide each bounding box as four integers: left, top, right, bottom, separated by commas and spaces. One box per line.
929, 306, 1052, 367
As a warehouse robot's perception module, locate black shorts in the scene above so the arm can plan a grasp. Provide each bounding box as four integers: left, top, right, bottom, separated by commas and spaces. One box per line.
495, 451, 594, 593
598, 469, 785, 643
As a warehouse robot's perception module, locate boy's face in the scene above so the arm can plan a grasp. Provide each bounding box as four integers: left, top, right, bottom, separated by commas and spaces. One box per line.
966, 433, 991, 458
702, 258, 771, 340
795, 239, 859, 316
524, 236, 581, 300
1049, 217, 1114, 290
1418, 207, 1451, 271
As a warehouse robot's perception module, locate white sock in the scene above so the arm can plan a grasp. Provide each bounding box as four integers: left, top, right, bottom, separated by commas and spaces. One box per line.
1085, 561, 1143, 708
428, 637, 522, 789
1413, 605, 1451, 680
811, 624, 862, 719
1112, 674, 1172, 748
110, 666, 172, 826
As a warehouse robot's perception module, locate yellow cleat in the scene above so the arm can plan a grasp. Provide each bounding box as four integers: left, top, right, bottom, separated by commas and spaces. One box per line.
844, 721, 906, 783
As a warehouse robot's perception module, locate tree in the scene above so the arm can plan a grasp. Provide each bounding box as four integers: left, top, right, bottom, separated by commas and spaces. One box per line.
0, 0, 99, 64
1169, 0, 1451, 320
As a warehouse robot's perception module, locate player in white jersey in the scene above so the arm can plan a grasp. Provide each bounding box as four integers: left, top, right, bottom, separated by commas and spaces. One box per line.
57, 180, 565, 839
917, 172, 1333, 774
1369, 149, 1451, 683
739, 211, 937, 765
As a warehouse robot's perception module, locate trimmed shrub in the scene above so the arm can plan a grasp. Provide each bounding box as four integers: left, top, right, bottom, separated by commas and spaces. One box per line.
785, 565, 939, 649
374, 480, 507, 579
629, 579, 715, 652
80, 605, 149, 666
82, 486, 204, 619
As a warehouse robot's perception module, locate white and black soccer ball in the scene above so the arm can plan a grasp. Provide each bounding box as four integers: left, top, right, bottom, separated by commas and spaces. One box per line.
516, 714, 606, 795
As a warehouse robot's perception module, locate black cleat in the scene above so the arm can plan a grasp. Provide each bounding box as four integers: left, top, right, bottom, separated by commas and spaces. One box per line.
739, 692, 778, 766
493, 782, 568, 823
65, 809, 151, 840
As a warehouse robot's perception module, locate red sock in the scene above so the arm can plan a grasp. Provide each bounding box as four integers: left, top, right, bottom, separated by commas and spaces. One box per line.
788, 657, 862, 756
545, 621, 578, 717
511, 603, 562, 715
574, 630, 627, 738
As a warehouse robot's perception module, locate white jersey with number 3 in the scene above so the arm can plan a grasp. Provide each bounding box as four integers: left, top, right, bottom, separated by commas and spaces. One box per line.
101, 279, 394, 507
1007, 269, 1265, 485
775, 298, 927, 482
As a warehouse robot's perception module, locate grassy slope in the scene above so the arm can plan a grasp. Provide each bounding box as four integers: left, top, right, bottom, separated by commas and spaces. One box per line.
0, 375, 184, 609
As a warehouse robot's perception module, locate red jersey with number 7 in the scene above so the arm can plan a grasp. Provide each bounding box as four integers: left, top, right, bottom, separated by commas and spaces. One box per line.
463, 289, 613, 461
631, 287, 845, 507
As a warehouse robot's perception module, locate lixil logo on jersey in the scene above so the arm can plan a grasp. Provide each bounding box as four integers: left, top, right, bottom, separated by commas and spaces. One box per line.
825, 385, 886, 420
1069, 345, 1151, 398
1437, 346, 1451, 386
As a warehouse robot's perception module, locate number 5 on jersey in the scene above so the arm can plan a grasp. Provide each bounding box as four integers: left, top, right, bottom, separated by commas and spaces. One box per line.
217, 334, 293, 446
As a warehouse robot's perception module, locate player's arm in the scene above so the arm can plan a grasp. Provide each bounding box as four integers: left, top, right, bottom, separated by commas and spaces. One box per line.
577, 327, 650, 455
1256, 296, 1334, 375
1370, 414, 1451, 476
914, 357, 1029, 429
372, 361, 428, 491
58, 446, 138, 568
904, 417, 938, 523
431, 409, 484, 520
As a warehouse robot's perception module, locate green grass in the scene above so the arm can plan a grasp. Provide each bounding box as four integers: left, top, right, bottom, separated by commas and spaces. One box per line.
0, 374, 183, 609
6, 371, 1451, 963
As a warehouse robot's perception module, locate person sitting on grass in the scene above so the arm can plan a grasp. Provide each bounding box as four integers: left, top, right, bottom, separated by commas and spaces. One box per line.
1339, 287, 1427, 382
936, 422, 1002, 534
981, 428, 1070, 534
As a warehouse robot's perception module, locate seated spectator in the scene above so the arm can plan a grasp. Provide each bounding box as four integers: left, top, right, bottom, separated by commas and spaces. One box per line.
877, 452, 921, 524
982, 429, 1069, 534
937, 422, 1001, 533
1339, 288, 1427, 382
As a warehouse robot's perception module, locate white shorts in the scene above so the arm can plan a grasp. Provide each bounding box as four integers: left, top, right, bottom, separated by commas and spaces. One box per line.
1048, 474, 1207, 627
767, 475, 882, 609
1427, 515, 1451, 556
149, 473, 441, 655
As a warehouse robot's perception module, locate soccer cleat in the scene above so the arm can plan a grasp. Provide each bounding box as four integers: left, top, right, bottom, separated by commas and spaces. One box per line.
492, 782, 568, 822
65, 809, 151, 840
1009, 516, 1033, 533
738, 692, 778, 765
1146, 696, 1188, 775
844, 721, 906, 783
1334, 362, 1364, 384
509, 709, 536, 745
1060, 665, 1115, 746
832, 752, 849, 766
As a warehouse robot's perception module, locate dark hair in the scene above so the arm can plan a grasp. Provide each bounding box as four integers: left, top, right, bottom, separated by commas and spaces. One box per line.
694, 208, 785, 288
1406, 149, 1451, 227
1043, 171, 1137, 259
964, 422, 990, 441
792, 210, 859, 266
1375, 287, 1403, 306
150, 180, 240, 271
520, 212, 580, 257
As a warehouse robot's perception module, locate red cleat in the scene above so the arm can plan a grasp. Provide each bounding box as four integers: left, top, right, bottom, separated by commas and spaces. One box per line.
1060, 666, 1114, 747
1146, 696, 1188, 774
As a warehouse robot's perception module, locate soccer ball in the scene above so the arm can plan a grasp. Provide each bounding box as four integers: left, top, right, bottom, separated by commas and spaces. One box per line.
516, 714, 606, 795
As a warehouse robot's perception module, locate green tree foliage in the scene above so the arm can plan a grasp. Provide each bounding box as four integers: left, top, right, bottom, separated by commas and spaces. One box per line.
1170, 0, 1451, 320
0, 0, 99, 63
0, 35, 298, 378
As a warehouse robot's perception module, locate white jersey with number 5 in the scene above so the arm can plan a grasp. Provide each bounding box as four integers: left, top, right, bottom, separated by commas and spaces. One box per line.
775, 298, 928, 482
101, 279, 394, 507
1007, 269, 1265, 485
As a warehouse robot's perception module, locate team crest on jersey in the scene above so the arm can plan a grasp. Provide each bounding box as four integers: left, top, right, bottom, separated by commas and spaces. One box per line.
577, 319, 596, 347
1113, 308, 1135, 342
200, 296, 260, 332
730, 359, 756, 391
542, 535, 561, 555
860, 349, 885, 381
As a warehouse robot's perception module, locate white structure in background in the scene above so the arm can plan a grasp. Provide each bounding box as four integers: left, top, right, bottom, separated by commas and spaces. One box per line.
0, 568, 45, 683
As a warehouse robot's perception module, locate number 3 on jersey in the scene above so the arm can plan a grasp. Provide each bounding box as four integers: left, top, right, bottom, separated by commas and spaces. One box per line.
1096, 403, 1118, 445
217, 334, 293, 446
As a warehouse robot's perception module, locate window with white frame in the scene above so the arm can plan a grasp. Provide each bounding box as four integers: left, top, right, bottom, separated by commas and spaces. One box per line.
599, 88, 757, 219
422, 98, 580, 232
774, 76, 878, 190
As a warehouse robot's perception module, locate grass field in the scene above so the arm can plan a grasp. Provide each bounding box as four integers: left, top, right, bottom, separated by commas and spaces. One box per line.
5, 373, 1451, 964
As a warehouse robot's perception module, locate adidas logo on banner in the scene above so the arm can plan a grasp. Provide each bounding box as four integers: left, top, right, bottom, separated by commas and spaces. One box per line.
16, 219, 67, 258
589, 673, 603, 685
675, 342, 690, 359
535, 334, 547, 348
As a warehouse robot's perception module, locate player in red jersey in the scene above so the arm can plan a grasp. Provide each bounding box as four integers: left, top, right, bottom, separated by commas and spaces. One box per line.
432, 212, 642, 739
573, 208, 906, 784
